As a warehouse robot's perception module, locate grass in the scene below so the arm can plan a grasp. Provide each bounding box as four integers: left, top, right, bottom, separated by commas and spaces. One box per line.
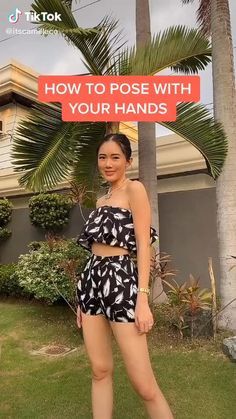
0, 298, 236, 419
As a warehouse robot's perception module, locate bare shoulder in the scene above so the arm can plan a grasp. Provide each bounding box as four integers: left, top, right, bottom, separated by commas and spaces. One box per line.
95, 196, 103, 209
127, 180, 151, 243
127, 179, 150, 214
127, 180, 148, 200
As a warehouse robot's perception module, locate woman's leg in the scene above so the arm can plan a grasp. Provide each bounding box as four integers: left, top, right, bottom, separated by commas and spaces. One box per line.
110, 322, 174, 419
81, 312, 114, 419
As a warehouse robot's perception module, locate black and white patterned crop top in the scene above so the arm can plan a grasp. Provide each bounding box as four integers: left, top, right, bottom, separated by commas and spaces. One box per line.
76, 205, 158, 254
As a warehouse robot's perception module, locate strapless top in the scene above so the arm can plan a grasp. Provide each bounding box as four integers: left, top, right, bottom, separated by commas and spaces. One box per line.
76, 205, 158, 253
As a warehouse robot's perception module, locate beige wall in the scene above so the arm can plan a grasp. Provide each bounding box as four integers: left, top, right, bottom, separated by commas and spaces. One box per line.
0, 103, 30, 171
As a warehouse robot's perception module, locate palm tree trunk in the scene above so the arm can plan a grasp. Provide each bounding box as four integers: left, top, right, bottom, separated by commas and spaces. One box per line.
136, 0, 167, 303
106, 122, 120, 135
212, 0, 236, 331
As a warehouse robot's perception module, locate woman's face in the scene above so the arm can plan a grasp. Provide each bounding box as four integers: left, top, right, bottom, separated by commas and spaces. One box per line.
97, 140, 131, 183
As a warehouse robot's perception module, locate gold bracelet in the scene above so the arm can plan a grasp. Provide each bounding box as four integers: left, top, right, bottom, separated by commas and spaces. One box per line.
137, 287, 150, 295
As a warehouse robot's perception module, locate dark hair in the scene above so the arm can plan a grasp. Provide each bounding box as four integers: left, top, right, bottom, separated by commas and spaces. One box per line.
96, 133, 132, 162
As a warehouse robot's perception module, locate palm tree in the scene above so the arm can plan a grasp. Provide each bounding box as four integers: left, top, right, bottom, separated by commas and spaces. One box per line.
182, 0, 236, 331
12, 0, 227, 196
135, 0, 167, 303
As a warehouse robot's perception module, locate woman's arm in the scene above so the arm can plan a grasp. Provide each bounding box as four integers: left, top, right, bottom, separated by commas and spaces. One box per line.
127, 180, 154, 333
128, 180, 152, 290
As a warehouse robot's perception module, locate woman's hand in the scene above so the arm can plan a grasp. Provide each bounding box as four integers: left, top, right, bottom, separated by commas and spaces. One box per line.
76, 305, 82, 329
135, 294, 154, 334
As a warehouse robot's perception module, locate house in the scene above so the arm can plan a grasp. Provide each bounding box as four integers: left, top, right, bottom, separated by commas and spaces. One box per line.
0, 60, 219, 289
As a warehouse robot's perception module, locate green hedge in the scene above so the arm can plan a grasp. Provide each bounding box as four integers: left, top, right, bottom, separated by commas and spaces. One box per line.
29, 193, 74, 233
0, 264, 31, 297
0, 198, 13, 242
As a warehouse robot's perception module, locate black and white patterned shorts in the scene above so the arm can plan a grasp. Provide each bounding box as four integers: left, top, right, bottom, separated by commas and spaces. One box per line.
76, 254, 138, 322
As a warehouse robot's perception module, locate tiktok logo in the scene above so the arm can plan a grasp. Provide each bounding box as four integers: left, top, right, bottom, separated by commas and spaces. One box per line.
8, 8, 22, 24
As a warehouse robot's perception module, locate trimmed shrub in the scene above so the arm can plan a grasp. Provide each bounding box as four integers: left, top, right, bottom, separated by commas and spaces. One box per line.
0, 228, 12, 241
0, 198, 13, 242
29, 193, 74, 233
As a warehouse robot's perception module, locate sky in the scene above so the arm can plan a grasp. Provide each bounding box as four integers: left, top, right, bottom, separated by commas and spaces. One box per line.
0, 0, 236, 135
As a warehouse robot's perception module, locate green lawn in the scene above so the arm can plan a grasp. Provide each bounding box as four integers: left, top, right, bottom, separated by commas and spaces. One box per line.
0, 299, 235, 419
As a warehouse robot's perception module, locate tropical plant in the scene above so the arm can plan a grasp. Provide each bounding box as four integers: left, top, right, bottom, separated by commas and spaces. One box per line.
149, 251, 179, 302
12, 0, 227, 211
182, 0, 236, 331
163, 274, 212, 338
182, 0, 210, 35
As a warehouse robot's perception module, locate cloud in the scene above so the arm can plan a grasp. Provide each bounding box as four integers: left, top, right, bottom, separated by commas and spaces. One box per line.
50, 48, 87, 75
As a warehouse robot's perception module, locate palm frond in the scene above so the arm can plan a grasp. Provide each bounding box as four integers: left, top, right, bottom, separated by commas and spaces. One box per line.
182, 0, 211, 35
72, 122, 107, 207
32, 0, 97, 36
108, 46, 133, 75
31, 0, 126, 75
12, 101, 107, 204
160, 102, 228, 179
12, 103, 77, 191
62, 0, 73, 8
197, 0, 211, 35
79, 16, 126, 75
122, 25, 211, 75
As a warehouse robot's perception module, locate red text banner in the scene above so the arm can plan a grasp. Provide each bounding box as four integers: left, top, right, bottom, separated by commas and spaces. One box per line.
38, 75, 200, 122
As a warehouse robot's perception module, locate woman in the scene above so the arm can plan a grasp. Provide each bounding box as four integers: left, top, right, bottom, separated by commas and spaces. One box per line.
76, 133, 174, 419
